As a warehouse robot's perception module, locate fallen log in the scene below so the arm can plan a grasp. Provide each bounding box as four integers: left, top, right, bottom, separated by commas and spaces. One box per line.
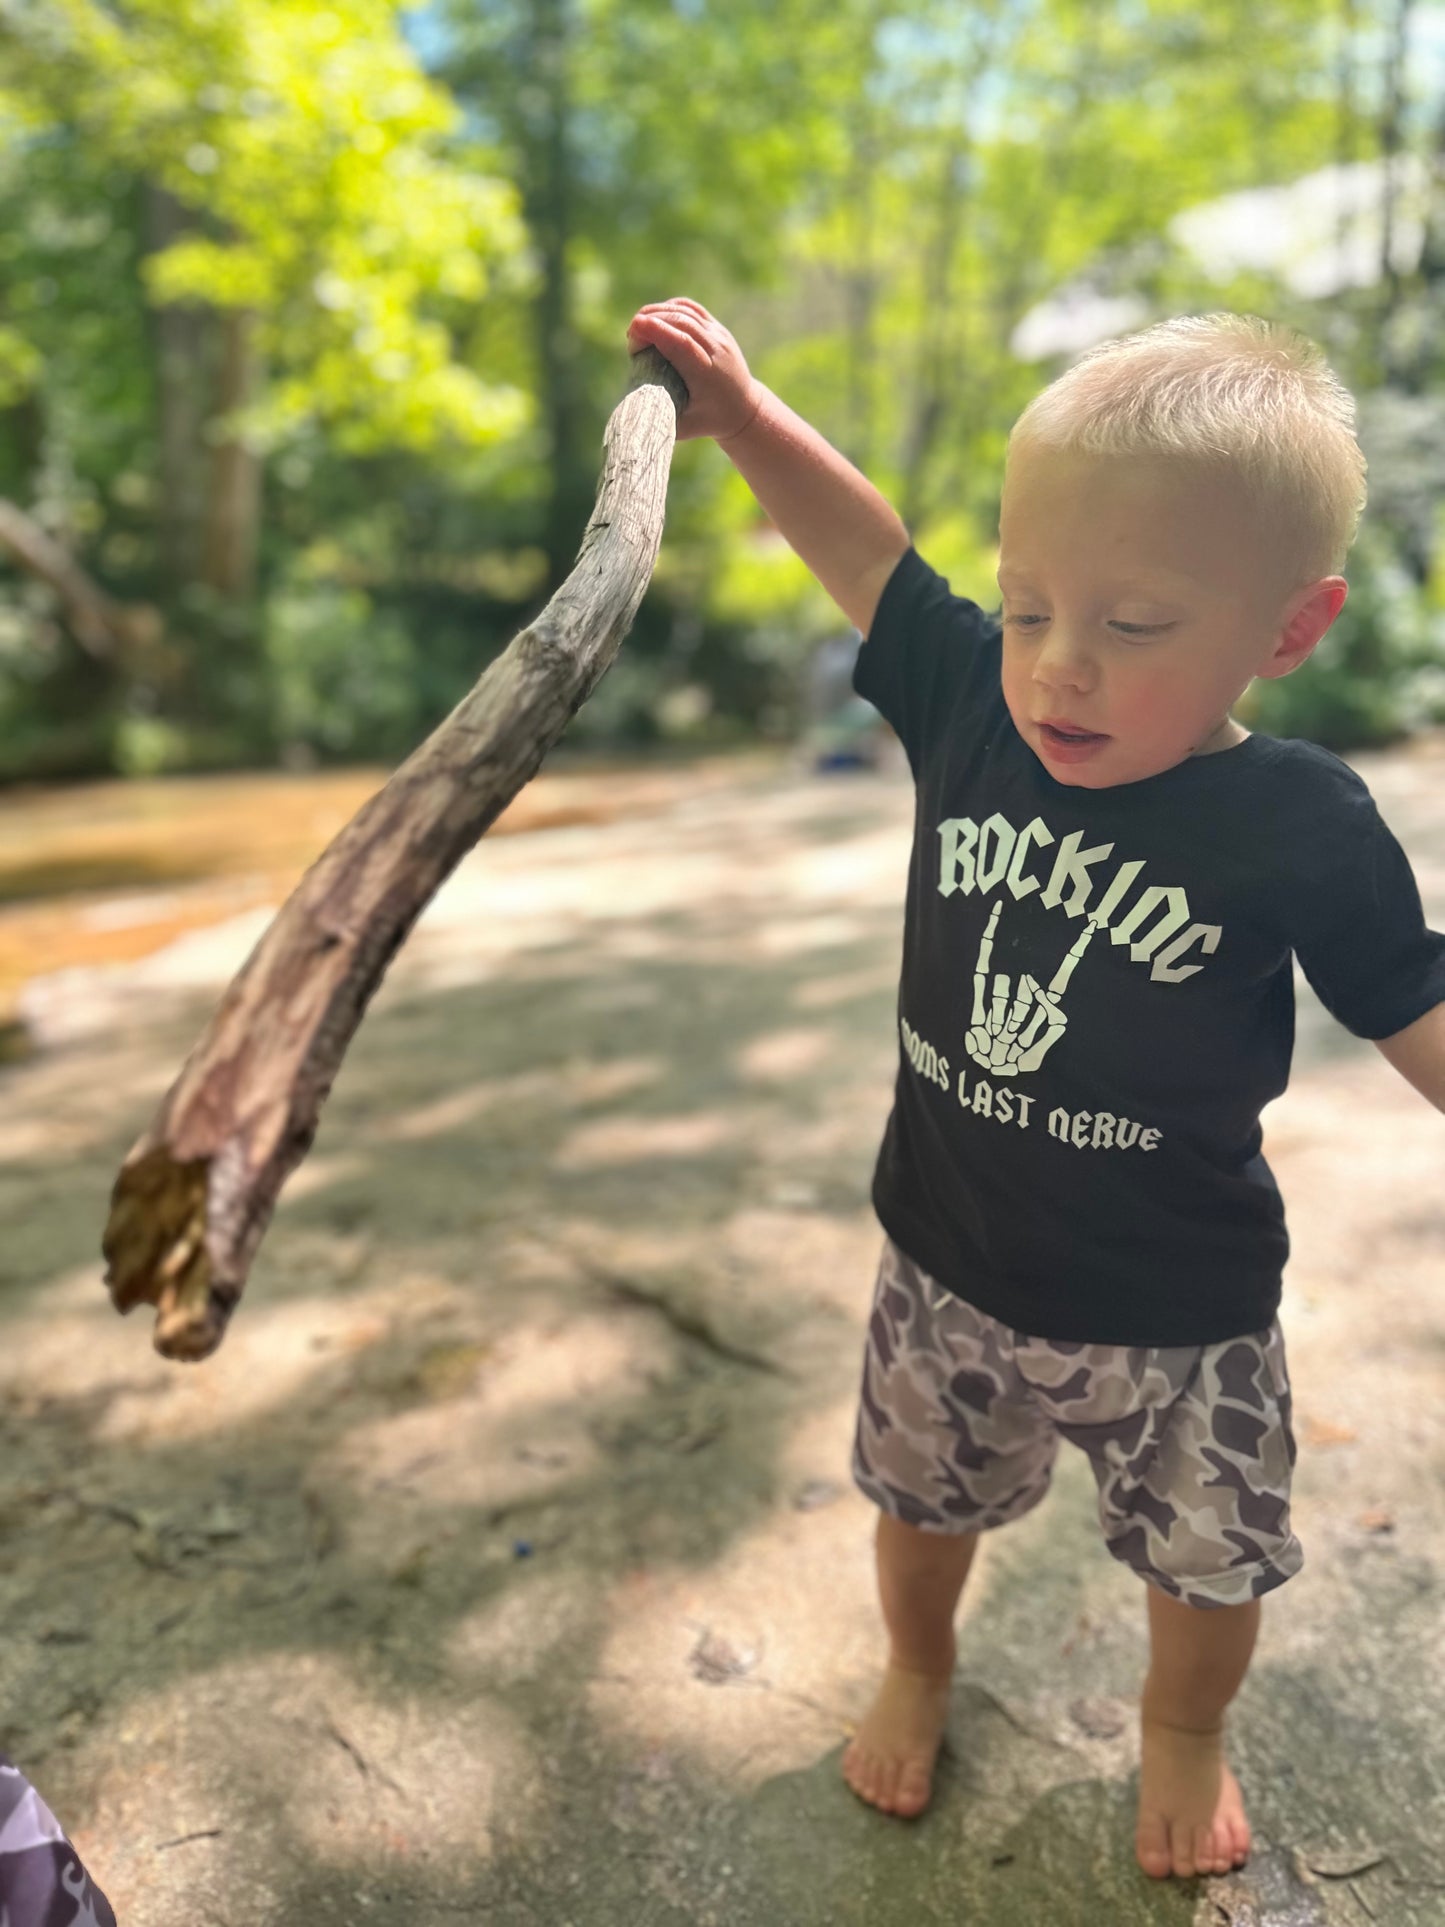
101, 345, 690, 1361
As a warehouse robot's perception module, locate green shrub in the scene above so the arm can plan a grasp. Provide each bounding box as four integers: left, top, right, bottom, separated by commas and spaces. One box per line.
264, 576, 423, 761
1240, 521, 1442, 748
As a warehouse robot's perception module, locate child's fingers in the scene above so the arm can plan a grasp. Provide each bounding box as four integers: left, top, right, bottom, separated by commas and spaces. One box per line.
633, 296, 711, 320
628, 308, 709, 354
629, 304, 705, 340
628, 299, 715, 343
632, 322, 712, 382
627, 307, 678, 343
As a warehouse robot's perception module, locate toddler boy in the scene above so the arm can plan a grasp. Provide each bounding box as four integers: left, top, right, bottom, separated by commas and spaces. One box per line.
625, 296, 1445, 1880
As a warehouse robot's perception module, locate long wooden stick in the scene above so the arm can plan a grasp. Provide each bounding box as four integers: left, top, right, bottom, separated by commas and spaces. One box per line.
101, 346, 689, 1360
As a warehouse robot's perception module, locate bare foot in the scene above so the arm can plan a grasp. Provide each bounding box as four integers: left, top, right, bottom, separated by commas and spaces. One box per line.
1135, 1714, 1252, 1879
841, 1656, 953, 1817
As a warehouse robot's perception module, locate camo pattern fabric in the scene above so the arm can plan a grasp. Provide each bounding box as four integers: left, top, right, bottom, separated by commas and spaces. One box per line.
852, 1233, 1303, 1608
0, 1754, 116, 1927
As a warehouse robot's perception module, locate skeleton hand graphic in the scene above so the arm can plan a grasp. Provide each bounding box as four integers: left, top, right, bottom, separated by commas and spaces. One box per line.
964, 897, 1101, 1074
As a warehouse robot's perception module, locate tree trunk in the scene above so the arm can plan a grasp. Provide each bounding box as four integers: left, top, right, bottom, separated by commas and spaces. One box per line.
842, 43, 882, 477
0, 388, 43, 489
201, 306, 262, 602
1376, 0, 1416, 384
531, 0, 593, 598
100, 345, 689, 1362
141, 182, 214, 595
895, 4, 1009, 530
898, 134, 970, 532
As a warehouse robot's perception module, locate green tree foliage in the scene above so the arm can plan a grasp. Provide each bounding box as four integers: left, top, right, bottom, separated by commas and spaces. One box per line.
0, 0, 530, 451
0, 0, 1441, 779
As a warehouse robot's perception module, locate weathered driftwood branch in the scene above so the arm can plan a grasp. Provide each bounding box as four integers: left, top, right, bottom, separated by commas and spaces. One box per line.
101, 345, 690, 1361
0, 496, 163, 661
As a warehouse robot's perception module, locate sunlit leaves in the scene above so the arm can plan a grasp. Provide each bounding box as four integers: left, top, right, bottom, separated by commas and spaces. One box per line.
2, 0, 530, 450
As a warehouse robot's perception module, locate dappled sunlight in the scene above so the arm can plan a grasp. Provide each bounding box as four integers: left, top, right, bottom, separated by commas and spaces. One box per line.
512, 1216, 725, 1283
714, 1206, 877, 1330
750, 912, 870, 957
274, 1150, 370, 1203
0, 1038, 177, 1161
502, 1208, 875, 1378
735, 1023, 832, 1082
446, 1567, 600, 1692
365, 1079, 511, 1144
0, 1265, 177, 1409
771, 839, 908, 904
5, 753, 1438, 1925
0, 1249, 458, 1442
0, 1109, 130, 1161
360, 795, 907, 1000
75, 1650, 536, 1914
551, 1107, 739, 1170
86, 1274, 462, 1444
584, 1388, 881, 1790
313, 1311, 676, 1569
363, 1056, 667, 1144
792, 961, 900, 1009
380, 911, 685, 998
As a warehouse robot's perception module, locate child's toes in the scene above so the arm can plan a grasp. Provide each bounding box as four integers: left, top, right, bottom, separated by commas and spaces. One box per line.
895, 1758, 932, 1816
874, 1759, 900, 1811
1135, 1813, 1173, 1878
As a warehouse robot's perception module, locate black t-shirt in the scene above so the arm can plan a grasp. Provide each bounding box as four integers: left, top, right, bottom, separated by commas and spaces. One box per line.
852, 545, 1445, 1344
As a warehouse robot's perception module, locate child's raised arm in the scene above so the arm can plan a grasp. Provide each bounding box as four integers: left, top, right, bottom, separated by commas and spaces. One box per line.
626, 297, 911, 638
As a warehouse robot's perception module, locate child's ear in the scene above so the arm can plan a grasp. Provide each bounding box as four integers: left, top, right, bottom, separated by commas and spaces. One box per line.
1301, 575, 1349, 645
1265, 577, 1347, 678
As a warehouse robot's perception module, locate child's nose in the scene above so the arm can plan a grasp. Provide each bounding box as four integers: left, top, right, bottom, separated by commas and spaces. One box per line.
1034, 629, 1099, 681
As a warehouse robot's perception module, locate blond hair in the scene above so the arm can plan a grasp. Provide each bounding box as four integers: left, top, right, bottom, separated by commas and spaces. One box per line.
1006, 313, 1367, 590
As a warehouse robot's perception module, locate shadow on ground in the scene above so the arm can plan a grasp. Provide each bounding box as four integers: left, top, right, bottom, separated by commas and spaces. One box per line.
1, 755, 1443, 1923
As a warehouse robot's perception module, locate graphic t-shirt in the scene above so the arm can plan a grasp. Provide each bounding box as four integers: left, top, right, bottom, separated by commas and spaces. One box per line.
852, 545, 1445, 1344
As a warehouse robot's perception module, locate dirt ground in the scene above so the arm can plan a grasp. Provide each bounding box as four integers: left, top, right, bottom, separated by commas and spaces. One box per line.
1, 738, 1444, 1925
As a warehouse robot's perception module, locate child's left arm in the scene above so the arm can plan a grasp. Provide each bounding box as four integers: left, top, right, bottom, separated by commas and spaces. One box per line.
1374, 1001, 1445, 1111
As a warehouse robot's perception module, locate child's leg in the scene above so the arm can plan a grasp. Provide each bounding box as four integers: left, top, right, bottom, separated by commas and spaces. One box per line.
842, 1513, 980, 1817
1009, 1308, 1295, 1880
1136, 1588, 1261, 1879
1142, 1586, 1262, 1733
846, 1236, 1058, 1818
877, 1511, 981, 1674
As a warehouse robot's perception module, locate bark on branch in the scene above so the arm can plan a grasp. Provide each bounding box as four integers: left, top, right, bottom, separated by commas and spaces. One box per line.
101, 345, 690, 1360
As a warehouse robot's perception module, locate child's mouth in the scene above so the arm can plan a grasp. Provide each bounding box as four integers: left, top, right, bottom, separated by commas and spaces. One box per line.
1039, 721, 1109, 758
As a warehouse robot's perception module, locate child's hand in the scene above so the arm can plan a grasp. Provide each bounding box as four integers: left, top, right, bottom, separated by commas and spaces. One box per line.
626, 297, 766, 444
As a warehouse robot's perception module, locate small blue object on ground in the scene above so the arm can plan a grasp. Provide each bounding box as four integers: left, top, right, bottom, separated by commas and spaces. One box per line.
514, 1540, 533, 1557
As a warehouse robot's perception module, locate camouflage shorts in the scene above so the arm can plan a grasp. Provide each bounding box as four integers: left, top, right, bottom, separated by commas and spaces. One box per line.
852, 1234, 1304, 1609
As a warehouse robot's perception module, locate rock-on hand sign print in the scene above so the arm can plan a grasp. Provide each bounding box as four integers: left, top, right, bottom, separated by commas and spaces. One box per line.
964, 897, 1101, 1073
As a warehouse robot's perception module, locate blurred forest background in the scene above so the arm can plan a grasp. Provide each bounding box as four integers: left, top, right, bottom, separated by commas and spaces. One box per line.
4, 0, 1445, 786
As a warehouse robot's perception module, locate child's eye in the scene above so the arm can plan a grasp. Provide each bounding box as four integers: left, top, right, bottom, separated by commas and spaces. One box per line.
1003, 615, 1169, 638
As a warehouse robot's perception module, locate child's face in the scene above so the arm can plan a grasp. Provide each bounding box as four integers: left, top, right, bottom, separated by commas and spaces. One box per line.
995, 446, 1344, 790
